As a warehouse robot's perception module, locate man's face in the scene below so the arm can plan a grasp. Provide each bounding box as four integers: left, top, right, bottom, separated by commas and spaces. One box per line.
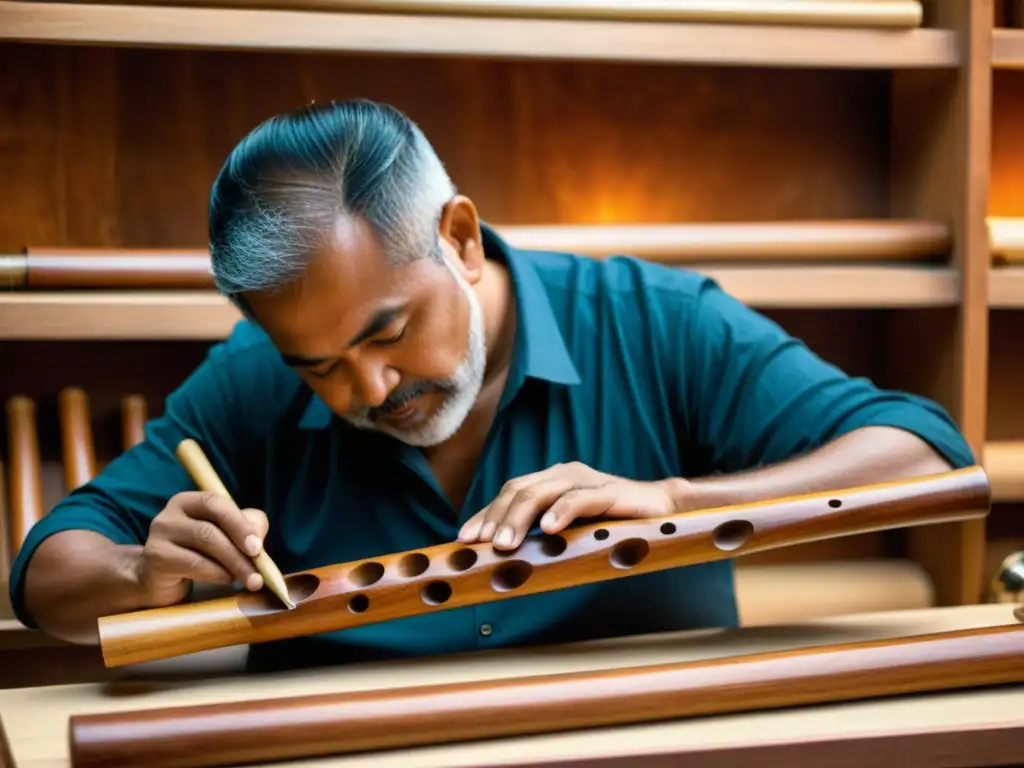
244, 207, 487, 447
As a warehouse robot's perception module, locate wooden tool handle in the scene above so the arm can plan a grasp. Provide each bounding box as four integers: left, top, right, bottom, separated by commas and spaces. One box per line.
5, 396, 44, 556
174, 439, 295, 610
68, 617, 1024, 768
95, 466, 990, 668
58, 387, 97, 493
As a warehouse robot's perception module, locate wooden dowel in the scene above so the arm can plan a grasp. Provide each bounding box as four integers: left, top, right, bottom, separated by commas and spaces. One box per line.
984, 441, 1024, 501
3, 220, 951, 289
68, 617, 1024, 768
120, 395, 148, 451
5, 396, 44, 557
58, 387, 97, 493
95, 466, 990, 668
989, 217, 1024, 264
65, 0, 924, 27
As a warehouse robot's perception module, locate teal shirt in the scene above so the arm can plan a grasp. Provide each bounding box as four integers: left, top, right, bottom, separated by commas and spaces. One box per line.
9, 224, 974, 672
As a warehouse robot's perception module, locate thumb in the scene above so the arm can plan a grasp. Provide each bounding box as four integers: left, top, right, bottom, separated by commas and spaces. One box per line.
240, 508, 270, 543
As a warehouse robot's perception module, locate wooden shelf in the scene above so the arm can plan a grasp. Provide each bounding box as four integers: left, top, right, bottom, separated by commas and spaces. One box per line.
0, 266, 959, 339
989, 217, 1024, 263
984, 442, 1024, 501
993, 27, 1024, 67
0, 1, 959, 68
990, 267, 1024, 308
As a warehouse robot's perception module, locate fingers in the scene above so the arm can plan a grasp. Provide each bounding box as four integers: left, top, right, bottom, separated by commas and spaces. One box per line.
153, 492, 269, 590
539, 484, 620, 533
459, 463, 603, 551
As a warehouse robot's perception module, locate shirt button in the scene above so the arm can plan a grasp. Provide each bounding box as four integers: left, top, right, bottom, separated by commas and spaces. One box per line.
479, 623, 493, 636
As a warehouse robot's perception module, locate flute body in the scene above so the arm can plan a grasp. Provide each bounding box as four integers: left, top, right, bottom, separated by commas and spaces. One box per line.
97, 466, 990, 667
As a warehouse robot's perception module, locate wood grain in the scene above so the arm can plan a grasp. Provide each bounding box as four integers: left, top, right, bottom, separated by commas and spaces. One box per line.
64, 0, 925, 27
0, 42, 893, 254
68, 620, 1024, 768
5, 396, 44, 557
58, 387, 97, 493
95, 466, 991, 667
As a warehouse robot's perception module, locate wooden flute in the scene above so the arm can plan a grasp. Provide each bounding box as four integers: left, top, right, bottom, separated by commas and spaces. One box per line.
96, 465, 990, 668
69, 613, 1024, 768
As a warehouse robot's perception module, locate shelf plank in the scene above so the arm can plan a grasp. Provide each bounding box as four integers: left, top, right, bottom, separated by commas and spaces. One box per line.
0, 267, 960, 340
990, 267, 1024, 308
989, 217, 1024, 263
0, 1, 959, 68
984, 442, 1024, 502
993, 28, 1024, 68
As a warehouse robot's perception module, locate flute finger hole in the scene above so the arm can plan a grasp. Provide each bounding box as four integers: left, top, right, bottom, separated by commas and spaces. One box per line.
609, 538, 649, 569
660, 522, 677, 535
283, 573, 320, 603
448, 548, 478, 571
539, 534, 567, 557
829, 499, 842, 508
712, 519, 754, 552
348, 561, 385, 587
594, 529, 609, 541
422, 580, 452, 605
348, 594, 369, 613
397, 552, 430, 578
492, 560, 533, 592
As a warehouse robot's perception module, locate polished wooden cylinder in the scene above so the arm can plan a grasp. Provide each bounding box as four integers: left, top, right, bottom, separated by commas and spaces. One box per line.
5, 396, 44, 556
58, 387, 97, 492
69, 617, 1024, 768
120, 395, 148, 451
96, 466, 990, 667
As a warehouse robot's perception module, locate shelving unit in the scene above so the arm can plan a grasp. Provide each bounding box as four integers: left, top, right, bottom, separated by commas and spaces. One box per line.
988, 0, 1024, 601
0, 0, 1018, 684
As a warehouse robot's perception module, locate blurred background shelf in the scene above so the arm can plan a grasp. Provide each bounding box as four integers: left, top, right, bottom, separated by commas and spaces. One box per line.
0, 0, 960, 68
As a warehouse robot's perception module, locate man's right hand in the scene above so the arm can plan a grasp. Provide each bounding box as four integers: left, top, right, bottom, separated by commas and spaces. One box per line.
137, 491, 270, 607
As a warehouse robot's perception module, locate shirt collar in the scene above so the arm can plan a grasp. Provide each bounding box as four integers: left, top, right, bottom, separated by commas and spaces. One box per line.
299, 220, 580, 430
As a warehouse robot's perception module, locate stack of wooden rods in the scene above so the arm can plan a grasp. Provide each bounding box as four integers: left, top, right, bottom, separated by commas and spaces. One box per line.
67, 619, 1024, 768
0, 221, 951, 289
58, 387, 97, 493
5, 396, 43, 558
67, 0, 925, 27
120, 395, 147, 451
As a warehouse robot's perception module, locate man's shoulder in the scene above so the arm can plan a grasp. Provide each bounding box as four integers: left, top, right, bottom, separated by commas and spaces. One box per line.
513, 245, 715, 317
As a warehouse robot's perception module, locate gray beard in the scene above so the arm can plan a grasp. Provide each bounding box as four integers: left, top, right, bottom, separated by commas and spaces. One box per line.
339, 260, 487, 447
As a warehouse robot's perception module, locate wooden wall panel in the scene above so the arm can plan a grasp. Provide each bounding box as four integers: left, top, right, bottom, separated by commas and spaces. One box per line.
990, 70, 1024, 216
0, 43, 892, 252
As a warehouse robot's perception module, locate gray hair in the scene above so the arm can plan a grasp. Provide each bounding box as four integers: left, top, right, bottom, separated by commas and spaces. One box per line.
207, 99, 456, 311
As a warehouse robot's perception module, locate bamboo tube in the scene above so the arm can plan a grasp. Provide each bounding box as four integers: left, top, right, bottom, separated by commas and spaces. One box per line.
5, 396, 44, 556
68, 617, 1024, 768
0, 221, 951, 289
65, 0, 924, 27
120, 395, 148, 451
58, 387, 97, 493
96, 465, 990, 668
989, 218, 1024, 264
984, 441, 1024, 500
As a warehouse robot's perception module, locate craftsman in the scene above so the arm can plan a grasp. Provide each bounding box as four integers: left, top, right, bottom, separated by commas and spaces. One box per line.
9, 99, 975, 673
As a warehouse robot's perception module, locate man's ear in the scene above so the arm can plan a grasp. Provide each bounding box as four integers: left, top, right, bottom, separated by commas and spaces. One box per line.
438, 195, 484, 284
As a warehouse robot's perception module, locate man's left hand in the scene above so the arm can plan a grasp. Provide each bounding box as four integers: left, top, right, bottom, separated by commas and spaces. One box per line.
457, 462, 682, 550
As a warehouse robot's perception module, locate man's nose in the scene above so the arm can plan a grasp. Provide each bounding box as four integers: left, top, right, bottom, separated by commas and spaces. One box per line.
332, 359, 397, 412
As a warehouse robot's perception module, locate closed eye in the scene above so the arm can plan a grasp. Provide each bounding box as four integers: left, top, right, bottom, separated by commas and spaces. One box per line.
372, 325, 407, 346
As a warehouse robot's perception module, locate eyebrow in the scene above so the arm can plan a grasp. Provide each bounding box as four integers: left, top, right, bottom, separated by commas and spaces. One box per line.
280, 303, 407, 368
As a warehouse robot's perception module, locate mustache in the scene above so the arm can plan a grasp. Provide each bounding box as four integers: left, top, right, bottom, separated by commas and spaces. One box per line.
363, 379, 450, 418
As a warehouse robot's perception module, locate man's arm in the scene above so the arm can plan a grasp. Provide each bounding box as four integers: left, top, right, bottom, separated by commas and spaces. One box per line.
671, 279, 975, 510
10, 324, 283, 644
